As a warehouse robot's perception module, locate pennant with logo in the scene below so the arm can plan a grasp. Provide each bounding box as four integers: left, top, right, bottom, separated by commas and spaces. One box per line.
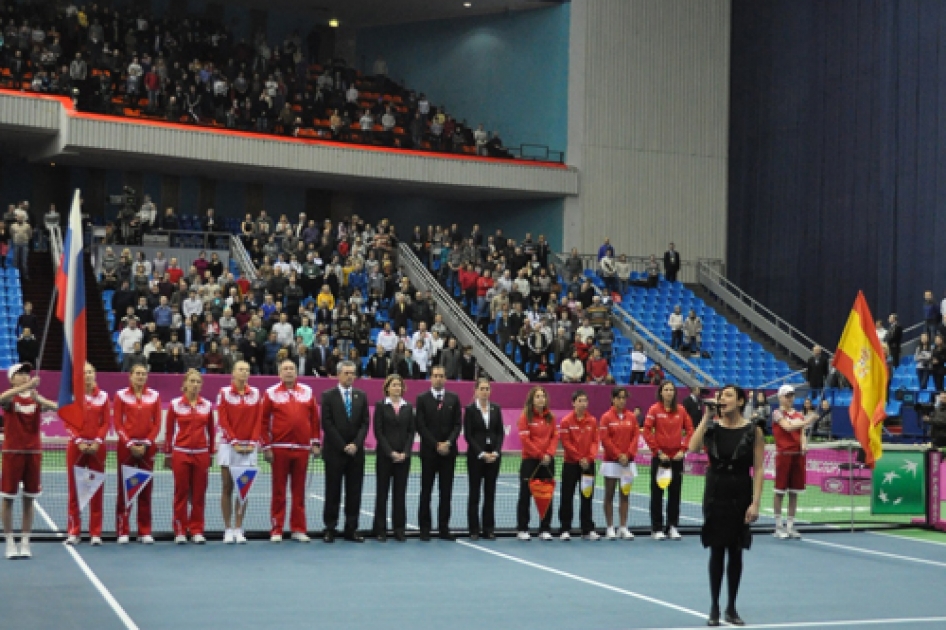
656, 465, 672, 490
229, 466, 258, 505
529, 478, 555, 519
580, 474, 595, 498
73, 466, 106, 511
621, 463, 638, 496
121, 464, 153, 505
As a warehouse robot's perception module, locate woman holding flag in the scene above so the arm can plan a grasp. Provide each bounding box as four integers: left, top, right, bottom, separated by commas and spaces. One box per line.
516, 386, 558, 541
643, 380, 694, 541
599, 386, 639, 540
217, 360, 262, 544
558, 389, 600, 541
164, 370, 216, 544
65, 363, 110, 546
114, 364, 162, 544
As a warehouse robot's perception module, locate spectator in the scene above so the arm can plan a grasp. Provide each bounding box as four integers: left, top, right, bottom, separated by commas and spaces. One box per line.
663, 243, 681, 282
668, 305, 684, 350
147, 338, 168, 373
599, 252, 617, 294
924, 290, 940, 339
16, 328, 38, 365
203, 340, 225, 374
122, 342, 148, 372
167, 347, 185, 374
16, 302, 38, 336
183, 343, 203, 372
682, 309, 702, 354
916, 334, 933, 391
934, 335, 946, 392
459, 345, 478, 380
10, 211, 31, 280
585, 348, 610, 384
587, 296, 610, 330
806, 345, 830, 396
645, 362, 665, 385
630, 343, 648, 384
118, 318, 143, 355
561, 350, 585, 383
887, 313, 903, 367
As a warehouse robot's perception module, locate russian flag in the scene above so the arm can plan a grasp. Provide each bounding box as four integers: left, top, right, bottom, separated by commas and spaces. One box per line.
56, 190, 87, 432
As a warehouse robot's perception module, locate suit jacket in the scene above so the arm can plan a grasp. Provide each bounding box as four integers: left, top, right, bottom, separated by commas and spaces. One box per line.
366, 354, 392, 379
320, 386, 370, 458
415, 390, 462, 456
389, 302, 410, 331
312, 344, 331, 376
463, 402, 505, 457
293, 349, 318, 377
373, 400, 415, 458
663, 250, 681, 272
887, 323, 903, 348
682, 394, 702, 427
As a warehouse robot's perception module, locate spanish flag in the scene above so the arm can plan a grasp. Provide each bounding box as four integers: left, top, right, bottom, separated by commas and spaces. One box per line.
832, 292, 887, 468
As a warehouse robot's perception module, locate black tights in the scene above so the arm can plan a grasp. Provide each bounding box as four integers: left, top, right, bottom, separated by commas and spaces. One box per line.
709, 545, 743, 613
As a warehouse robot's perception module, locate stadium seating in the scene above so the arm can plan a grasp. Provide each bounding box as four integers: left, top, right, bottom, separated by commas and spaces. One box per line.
0, 265, 24, 370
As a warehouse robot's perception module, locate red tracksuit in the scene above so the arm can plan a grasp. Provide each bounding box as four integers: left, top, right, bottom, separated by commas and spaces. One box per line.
599, 407, 641, 463
560, 412, 599, 463
66, 388, 111, 537
164, 396, 216, 536
642, 403, 693, 459
261, 382, 321, 535
113, 387, 161, 537
216, 384, 263, 449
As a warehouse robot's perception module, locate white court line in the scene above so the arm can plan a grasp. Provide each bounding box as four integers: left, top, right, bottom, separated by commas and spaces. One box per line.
867, 530, 946, 548
456, 539, 707, 621
802, 537, 946, 568
34, 501, 139, 630
633, 616, 946, 630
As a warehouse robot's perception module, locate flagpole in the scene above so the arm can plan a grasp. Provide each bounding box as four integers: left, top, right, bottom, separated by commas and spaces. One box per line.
34, 286, 59, 373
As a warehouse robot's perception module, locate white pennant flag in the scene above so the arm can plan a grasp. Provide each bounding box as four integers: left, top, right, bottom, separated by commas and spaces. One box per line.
73, 466, 107, 512
121, 464, 154, 506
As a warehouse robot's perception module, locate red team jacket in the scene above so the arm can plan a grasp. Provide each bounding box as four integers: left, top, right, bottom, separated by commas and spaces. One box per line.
642, 403, 693, 459
599, 407, 640, 462
559, 411, 599, 463
216, 384, 263, 448
260, 382, 321, 450
66, 388, 110, 445
113, 387, 162, 447
518, 411, 558, 460
164, 396, 216, 455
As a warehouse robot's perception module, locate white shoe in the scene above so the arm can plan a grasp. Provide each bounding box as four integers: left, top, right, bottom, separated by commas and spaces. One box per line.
270, 534, 283, 543
175, 535, 187, 545
560, 531, 571, 541
517, 531, 531, 541
787, 529, 802, 540
773, 528, 789, 540
291, 532, 311, 543
223, 529, 236, 544
65, 535, 80, 546
668, 526, 682, 541
139, 535, 154, 545
619, 527, 634, 540
652, 531, 667, 541
192, 534, 206, 545
539, 532, 553, 541
5, 539, 17, 559
606, 526, 617, 540
583, 531, 601, 541
18, 540, 31, 558
90, 537, 103, 546
117, 535, 130, 545
235, 530, 247, 544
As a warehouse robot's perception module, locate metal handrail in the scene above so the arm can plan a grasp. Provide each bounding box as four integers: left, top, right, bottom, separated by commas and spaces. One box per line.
899, 321, 927, 360
558, 252, 725, 285
36, 225, 64, 370
756, 368, 807, 391
696, 261, 828, 364
229, 235, 258, 281
397, 243, 528, 383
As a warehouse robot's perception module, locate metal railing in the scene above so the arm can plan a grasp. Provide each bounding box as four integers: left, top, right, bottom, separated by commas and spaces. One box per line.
558, 253, 725, 285
899, 321, 927, 360
550, 252, 717, 388
397, 243, 528, 383
695, 261, 827, 364
229, 235, 258, 281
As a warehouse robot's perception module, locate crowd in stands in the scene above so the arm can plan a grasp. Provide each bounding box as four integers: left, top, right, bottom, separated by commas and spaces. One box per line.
1, 3, 515, 158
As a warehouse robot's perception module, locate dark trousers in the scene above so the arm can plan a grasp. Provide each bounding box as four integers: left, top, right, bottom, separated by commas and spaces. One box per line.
467, 454, 500, 535
918, 368, 932, 390
373, 455, 410, 534
418, 452, 456, 533
323, 450, 365, 533
517, 458, 555, 533
935, 369, 945, 392
650, 458, 684, 532
559, 462, 595, 534
670, 330, 683, 350
889, 344, 901, 368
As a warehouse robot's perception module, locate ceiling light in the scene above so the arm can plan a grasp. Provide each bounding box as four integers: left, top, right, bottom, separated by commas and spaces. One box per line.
464, 2, 472, 7
329, 18, 339, 28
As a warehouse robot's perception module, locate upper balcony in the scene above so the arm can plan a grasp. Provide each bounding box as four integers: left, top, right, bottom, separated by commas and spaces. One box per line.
0, 90, 578, 201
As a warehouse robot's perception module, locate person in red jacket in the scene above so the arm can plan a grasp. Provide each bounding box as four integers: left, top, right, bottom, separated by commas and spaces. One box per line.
643, 380, 694, 540
585, 347, 610, 384
165, 370, 216, 544
66, 363, 110, 546
114, 364, 162, 544
599, 386, 640, 540
261, 358, 321, 542
516, 386, 558, 540
558, 389, 599, 541
458, 263, 480, 309
217, 360, 263, 544
475, 269, 494, 319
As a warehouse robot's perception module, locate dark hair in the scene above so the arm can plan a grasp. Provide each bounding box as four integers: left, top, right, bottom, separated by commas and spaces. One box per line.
571, 389, 588, 404
524, 386, 554, 424
657, 380, 677, 412
611, 386, 628, 401
720, 383, 748, 413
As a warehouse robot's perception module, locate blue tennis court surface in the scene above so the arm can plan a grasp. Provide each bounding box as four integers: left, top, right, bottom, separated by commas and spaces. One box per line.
4, 528, 946, 629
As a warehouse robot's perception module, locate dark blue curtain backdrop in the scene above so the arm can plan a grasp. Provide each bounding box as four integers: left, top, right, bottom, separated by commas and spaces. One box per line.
728, 0, 944, 346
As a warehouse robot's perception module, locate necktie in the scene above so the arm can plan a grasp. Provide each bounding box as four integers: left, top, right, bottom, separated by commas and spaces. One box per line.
344, 389, 352, 417
436, 393, 443, 410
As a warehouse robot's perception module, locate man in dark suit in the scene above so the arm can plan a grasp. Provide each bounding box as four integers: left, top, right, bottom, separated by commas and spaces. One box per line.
292, 340, 318, 377
682, 385, 703, 426
806, 345, 830, 398
663, 243, 681, 283
366, 344, 392, 379
389, 294, 410, 332
886, 313, 903, 368
312, 334, 331, 377
463, 378, 505, 540
415, 365, 462, 540
320, 360, 370, 543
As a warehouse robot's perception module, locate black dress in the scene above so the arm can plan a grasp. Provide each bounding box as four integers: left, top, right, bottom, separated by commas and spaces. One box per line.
701, 422, 756, 549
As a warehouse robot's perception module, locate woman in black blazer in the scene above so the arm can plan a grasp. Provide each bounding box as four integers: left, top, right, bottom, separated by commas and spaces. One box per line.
372, 374, 415, 542
464, 377, 505, 540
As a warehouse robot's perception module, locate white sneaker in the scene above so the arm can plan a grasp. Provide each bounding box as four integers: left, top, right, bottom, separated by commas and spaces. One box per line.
652, 531, 667, 541
175, 535, 187, 545
539, 532, 553, 541
90, 537, 103, 546
583, 531, 601, 541
619, 527, 634, 540
18, 540, 31, 558
270, 534, 283, 543
192, 534, 206, 544
139, 535, 154, 545
606, 526, 617, 540
291, 532, 311, 543
773, 528, 789, 540
235, 530, 247, 544
117, 535, 130, 545
5, 539, 17, 559
517, 531, 531, 541
787, 529, 802, 540
65, 535, 80, 546
223, 529, 236, 544
668, 526, 682, 541
560, 531, 571, 541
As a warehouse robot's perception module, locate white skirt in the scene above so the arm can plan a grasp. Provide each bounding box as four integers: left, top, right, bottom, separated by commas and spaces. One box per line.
600, 461, 638, 480
217, 443, 259, 468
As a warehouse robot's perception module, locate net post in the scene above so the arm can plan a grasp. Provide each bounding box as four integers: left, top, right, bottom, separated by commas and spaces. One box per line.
927, 448, 941, 530
848, 443, 855, 533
